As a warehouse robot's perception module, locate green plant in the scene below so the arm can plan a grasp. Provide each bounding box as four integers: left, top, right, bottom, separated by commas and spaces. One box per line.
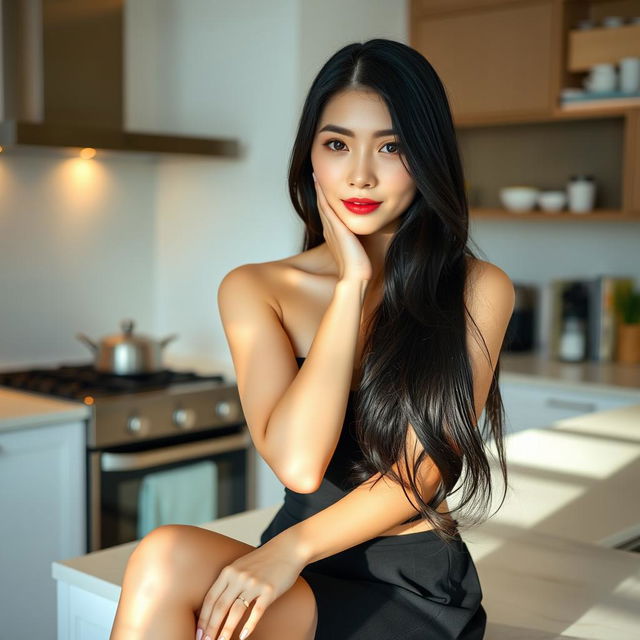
614, 281, 640, 324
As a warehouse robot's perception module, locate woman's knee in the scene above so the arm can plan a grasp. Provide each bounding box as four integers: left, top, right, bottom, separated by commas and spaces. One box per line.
123, 524, 318, 639
126, 525, 254, 606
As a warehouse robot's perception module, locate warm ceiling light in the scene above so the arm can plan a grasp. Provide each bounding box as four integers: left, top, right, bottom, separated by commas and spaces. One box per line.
0, 146, 4, 153
80, 147, 96, 160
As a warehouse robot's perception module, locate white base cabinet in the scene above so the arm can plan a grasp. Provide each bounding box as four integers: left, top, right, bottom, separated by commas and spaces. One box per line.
500, 380, 640, 434
56, 582, 116, 640
0, 420, 86, 640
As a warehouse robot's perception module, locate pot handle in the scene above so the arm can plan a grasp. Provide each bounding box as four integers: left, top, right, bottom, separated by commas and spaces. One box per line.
76, 332, 98, 353
159, 333, 179, 349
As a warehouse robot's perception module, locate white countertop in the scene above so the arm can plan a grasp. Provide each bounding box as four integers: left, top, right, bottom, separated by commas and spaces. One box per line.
478, 402, 640, 549
51, 403, 640, 639
500, 352, 640, 397
0, 387, 90, 433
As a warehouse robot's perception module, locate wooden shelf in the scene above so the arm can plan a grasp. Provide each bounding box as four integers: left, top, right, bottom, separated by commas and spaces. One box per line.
455, 106, 634, 128
552, 103, 639, 120
568, 23, 640, 72
469, 208, 640, 221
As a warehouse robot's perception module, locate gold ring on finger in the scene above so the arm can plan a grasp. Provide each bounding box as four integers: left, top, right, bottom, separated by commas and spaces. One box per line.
236, 595, 250, 608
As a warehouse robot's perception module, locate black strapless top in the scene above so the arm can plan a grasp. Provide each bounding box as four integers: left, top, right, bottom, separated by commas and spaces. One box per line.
279, 356, 418, 526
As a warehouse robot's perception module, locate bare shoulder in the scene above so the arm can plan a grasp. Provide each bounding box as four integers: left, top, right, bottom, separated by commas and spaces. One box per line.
218, 246, 332, 318
465, 257, 515, 309
217, 261, 281, 314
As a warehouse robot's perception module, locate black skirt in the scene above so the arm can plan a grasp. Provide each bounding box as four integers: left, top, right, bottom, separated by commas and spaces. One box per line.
258, 503, 487, 640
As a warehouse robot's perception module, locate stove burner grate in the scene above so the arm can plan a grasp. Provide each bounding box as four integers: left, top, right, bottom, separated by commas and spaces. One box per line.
0, 363, 224, 400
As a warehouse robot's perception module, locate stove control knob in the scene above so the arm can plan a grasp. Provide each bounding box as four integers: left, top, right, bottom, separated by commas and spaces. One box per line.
173, 407, 196, 430
214, 400, 238, 420
127, 415, 150, 435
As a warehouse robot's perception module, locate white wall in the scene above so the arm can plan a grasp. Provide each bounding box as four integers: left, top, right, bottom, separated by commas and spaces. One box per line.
126, 0, 303, 373
0, 153, 157, 368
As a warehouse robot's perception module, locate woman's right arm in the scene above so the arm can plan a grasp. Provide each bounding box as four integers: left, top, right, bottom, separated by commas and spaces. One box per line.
217, 265, 367, 494
219, 173, 372, 493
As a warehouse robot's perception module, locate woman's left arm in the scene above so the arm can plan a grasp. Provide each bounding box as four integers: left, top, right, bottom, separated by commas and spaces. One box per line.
281, 260, 516, 566
277, 444, 442, 565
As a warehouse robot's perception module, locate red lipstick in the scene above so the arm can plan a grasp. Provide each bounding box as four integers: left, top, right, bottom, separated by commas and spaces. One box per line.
341, 197, 382, 214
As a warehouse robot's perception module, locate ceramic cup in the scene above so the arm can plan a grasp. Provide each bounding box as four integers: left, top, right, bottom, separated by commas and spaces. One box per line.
619, 57, 640, 93
583, 63, 617, 92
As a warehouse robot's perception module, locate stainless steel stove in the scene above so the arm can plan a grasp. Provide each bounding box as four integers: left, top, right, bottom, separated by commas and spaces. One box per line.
0, 362, 253, 551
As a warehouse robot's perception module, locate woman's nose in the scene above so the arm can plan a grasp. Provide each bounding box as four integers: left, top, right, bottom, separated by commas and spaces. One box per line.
348, 156, 376, 188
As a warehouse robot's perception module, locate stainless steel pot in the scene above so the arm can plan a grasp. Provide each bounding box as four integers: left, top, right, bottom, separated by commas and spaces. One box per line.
76, 319, 178, 375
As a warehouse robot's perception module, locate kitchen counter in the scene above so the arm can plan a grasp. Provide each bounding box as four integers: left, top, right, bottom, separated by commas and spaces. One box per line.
52, 403, 640, 639
171, 351, 640, 397
0, 387, 90, 433
478, 402, 640, 549
500, 351, 640, 396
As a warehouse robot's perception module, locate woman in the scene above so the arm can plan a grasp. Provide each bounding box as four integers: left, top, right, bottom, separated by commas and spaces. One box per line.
109, 38, 514, 640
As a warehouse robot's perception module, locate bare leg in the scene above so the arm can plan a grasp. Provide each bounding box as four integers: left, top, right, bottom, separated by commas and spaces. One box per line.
109, 528, 201, 639
109, 525, 317, 640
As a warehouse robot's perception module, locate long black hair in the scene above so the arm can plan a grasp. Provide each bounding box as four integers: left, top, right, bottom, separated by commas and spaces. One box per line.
286, 39, 509, 543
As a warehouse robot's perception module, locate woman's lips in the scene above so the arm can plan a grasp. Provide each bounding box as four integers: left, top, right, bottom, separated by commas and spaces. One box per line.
341, 200, 382, 214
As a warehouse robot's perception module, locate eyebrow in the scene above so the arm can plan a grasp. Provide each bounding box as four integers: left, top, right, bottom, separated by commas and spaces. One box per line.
318, 124, 397, 138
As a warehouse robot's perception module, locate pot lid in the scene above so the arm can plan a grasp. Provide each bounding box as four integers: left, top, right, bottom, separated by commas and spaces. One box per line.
101, 319, 155, 348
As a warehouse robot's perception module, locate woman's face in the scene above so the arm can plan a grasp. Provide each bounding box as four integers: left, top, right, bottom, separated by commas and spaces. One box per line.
310, 88, 417, 235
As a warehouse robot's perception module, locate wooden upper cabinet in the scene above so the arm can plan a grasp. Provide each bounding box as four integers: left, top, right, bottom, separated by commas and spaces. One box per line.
410, 0, 558, 123
412, 0, 530, 15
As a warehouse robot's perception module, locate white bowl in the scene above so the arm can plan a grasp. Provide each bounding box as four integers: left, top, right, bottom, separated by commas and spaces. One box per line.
499, 186, 540, 213
537, 190, 567, 212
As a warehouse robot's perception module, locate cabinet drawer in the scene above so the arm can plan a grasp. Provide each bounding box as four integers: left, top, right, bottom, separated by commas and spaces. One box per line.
499, 382, 640, 433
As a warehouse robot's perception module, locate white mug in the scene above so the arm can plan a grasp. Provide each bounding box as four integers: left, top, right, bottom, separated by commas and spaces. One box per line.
619, 57, 640, 93
583, 64, 617, 92
567, 176, 596, 214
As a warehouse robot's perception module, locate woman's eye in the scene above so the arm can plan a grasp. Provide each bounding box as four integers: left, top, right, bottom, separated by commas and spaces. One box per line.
382, 142, 400, 154
325, 139, 346, 152
324, 139, 400, 154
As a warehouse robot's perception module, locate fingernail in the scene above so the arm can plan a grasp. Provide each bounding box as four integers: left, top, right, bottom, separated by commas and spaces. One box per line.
196, 630, 203, 640
240, 630, 249, 640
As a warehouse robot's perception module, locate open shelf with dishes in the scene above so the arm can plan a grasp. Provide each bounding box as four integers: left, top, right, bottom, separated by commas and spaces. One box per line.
410, 1, 640, 220
456, 113, 640, 220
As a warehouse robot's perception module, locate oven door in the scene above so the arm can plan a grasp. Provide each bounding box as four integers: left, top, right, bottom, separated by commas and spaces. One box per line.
88, 427, 254, 551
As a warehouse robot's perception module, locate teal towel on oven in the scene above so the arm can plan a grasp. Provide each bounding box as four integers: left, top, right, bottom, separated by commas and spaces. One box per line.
137, 460, 218, 538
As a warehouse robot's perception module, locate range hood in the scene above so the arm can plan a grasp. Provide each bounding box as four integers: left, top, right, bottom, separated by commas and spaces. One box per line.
0, 0, 239, 157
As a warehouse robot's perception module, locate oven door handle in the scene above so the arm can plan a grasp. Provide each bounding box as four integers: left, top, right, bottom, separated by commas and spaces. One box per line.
101, 429, 251, 472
